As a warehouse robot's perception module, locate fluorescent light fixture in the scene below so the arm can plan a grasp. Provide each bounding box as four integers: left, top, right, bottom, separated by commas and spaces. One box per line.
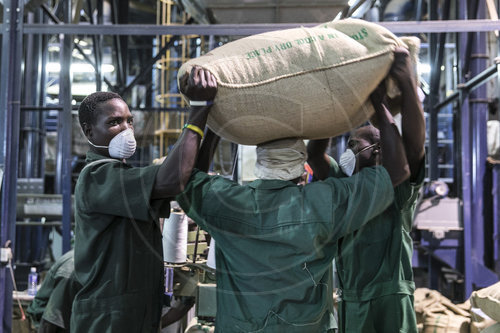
75, 39, 88, 46
48, 45, 60, 52
47, 82, 110, 96
46, 62, 115, 73
418, 63, 431, 74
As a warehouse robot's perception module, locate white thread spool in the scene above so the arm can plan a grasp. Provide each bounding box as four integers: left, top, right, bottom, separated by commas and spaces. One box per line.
162, 212, 188, 263
207, 239, 216, 269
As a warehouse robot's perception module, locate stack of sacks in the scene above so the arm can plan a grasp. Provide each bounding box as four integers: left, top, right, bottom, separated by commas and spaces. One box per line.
470, 282, 500, 333
178, 18, 420, 145
414, 288, 470, 333
414, 286, 500, 333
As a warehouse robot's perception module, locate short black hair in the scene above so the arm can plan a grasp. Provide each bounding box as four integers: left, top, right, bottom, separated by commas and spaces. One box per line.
351, 125, 380, 144
78, 91, 124, 130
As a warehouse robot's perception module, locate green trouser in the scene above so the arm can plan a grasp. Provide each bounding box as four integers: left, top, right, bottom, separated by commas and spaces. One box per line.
338, 294, 417, 333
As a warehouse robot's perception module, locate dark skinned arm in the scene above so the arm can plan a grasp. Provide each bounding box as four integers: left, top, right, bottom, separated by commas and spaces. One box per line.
160, 297, 195, 328
390, 47, 426, 179
151, 66, 217, 199
306, 138, 331, 180
371, 86, 410, 187
196, 128, 221, 172
38, 319, 61, 333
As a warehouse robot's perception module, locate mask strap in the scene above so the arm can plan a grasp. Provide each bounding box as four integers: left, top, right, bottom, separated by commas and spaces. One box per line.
88, 140, 108, 149
355, 142, 379, 156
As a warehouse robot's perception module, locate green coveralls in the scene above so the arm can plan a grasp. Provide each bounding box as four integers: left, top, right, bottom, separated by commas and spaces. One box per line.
27, 250, 80, 332
71, 152, 170, 333
333, 159, 424, 333
177, 165, 394, 333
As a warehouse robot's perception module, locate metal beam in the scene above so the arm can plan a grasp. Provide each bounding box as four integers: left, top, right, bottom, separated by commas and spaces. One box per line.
0, 1, 23, 331
428, 0, 441, 182
42, 2, 111, 89
16, 19, 500, 36
54, 1, 73, 254
468, 0, 499, 292
432, 61, 499, 110
119, 37, 178, 97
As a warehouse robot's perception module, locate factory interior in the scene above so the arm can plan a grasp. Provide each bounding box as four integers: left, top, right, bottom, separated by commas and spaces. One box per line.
1, 0, 500, 332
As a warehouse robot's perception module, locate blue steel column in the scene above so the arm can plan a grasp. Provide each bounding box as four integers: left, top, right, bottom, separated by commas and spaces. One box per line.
427, 0, 439, 181
469, 0, 498, 289
496, 39, 500, 273
55, 1, 73, 253
494, 165, 500, 273
459, 0, 498, 298
458, 0, 476, 301
0, 0, 23, 332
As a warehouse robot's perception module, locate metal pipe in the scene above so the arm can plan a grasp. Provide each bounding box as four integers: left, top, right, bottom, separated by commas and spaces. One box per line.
415, 0, 425, 21
87, 0, 103, 91
0, 1, 24, 330
42, 3, 107, 91
458, 0, 475, 301
119, 38, 178, 98
22, 12, 36, 179
20, 105, 194, 112
18, 20, 500, 36
21, 105, 64, 111
55, 1, 73, 254
428, 0, 440, 182
110, 0, 125, 88
432, 62, 499, 110
468, 0, 498, 290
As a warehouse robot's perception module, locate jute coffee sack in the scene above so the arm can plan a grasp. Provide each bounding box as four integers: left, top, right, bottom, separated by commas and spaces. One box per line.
179, 18, 414, 145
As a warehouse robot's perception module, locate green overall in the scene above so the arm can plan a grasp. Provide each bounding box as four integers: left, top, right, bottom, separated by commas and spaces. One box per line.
27, 250, 80, 332
71, 152, 170, 333
334, 159, 424, 333
177, 165, 394, 333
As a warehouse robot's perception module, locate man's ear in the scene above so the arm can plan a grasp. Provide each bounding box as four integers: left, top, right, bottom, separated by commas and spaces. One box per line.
82, 122, 92, 139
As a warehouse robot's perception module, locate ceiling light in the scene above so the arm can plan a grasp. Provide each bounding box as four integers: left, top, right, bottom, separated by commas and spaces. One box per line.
46, 62, 115, 73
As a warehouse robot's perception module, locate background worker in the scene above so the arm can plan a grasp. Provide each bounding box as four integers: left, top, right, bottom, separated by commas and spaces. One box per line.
307, 48, 426, 333
27, 250, 80, 333
174, 86, 410, 332
71, 67, 216, 332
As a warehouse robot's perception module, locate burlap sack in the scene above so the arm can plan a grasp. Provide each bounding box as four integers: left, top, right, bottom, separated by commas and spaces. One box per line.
471, 281, 500, 322
415, 288, 472, 333
414, 288, 443, 325
423, 313, 470, 333
179, 18, 415, 145
470, 317, 498, 333
470, 302, 498, 333
482, 323, 500, 333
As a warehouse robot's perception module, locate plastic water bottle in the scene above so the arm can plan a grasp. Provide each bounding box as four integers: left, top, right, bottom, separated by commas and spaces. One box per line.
27, 267, 37, 296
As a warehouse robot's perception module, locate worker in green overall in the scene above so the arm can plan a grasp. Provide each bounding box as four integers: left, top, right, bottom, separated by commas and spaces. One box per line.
27, 250, 80, 333
71, 67, 216, 332
175, 77, 410, 331
307, 47, 426, 333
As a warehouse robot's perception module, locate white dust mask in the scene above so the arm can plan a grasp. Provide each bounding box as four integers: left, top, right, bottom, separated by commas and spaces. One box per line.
88, 128, 136, 159
339, 149, 356, 176
339, 143, 379, 177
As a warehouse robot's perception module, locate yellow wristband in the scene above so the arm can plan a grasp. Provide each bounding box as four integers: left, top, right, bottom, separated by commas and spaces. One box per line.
183, 123, 204, 139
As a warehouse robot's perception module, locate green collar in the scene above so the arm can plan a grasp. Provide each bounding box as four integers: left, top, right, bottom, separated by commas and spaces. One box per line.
85, 151, 123, 163
247, 178, 298, 190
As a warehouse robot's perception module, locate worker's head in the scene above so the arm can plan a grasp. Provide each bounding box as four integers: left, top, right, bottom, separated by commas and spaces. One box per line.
254, 138, 307, 182
339, 125, 381, 176
78, 92, 136, 159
